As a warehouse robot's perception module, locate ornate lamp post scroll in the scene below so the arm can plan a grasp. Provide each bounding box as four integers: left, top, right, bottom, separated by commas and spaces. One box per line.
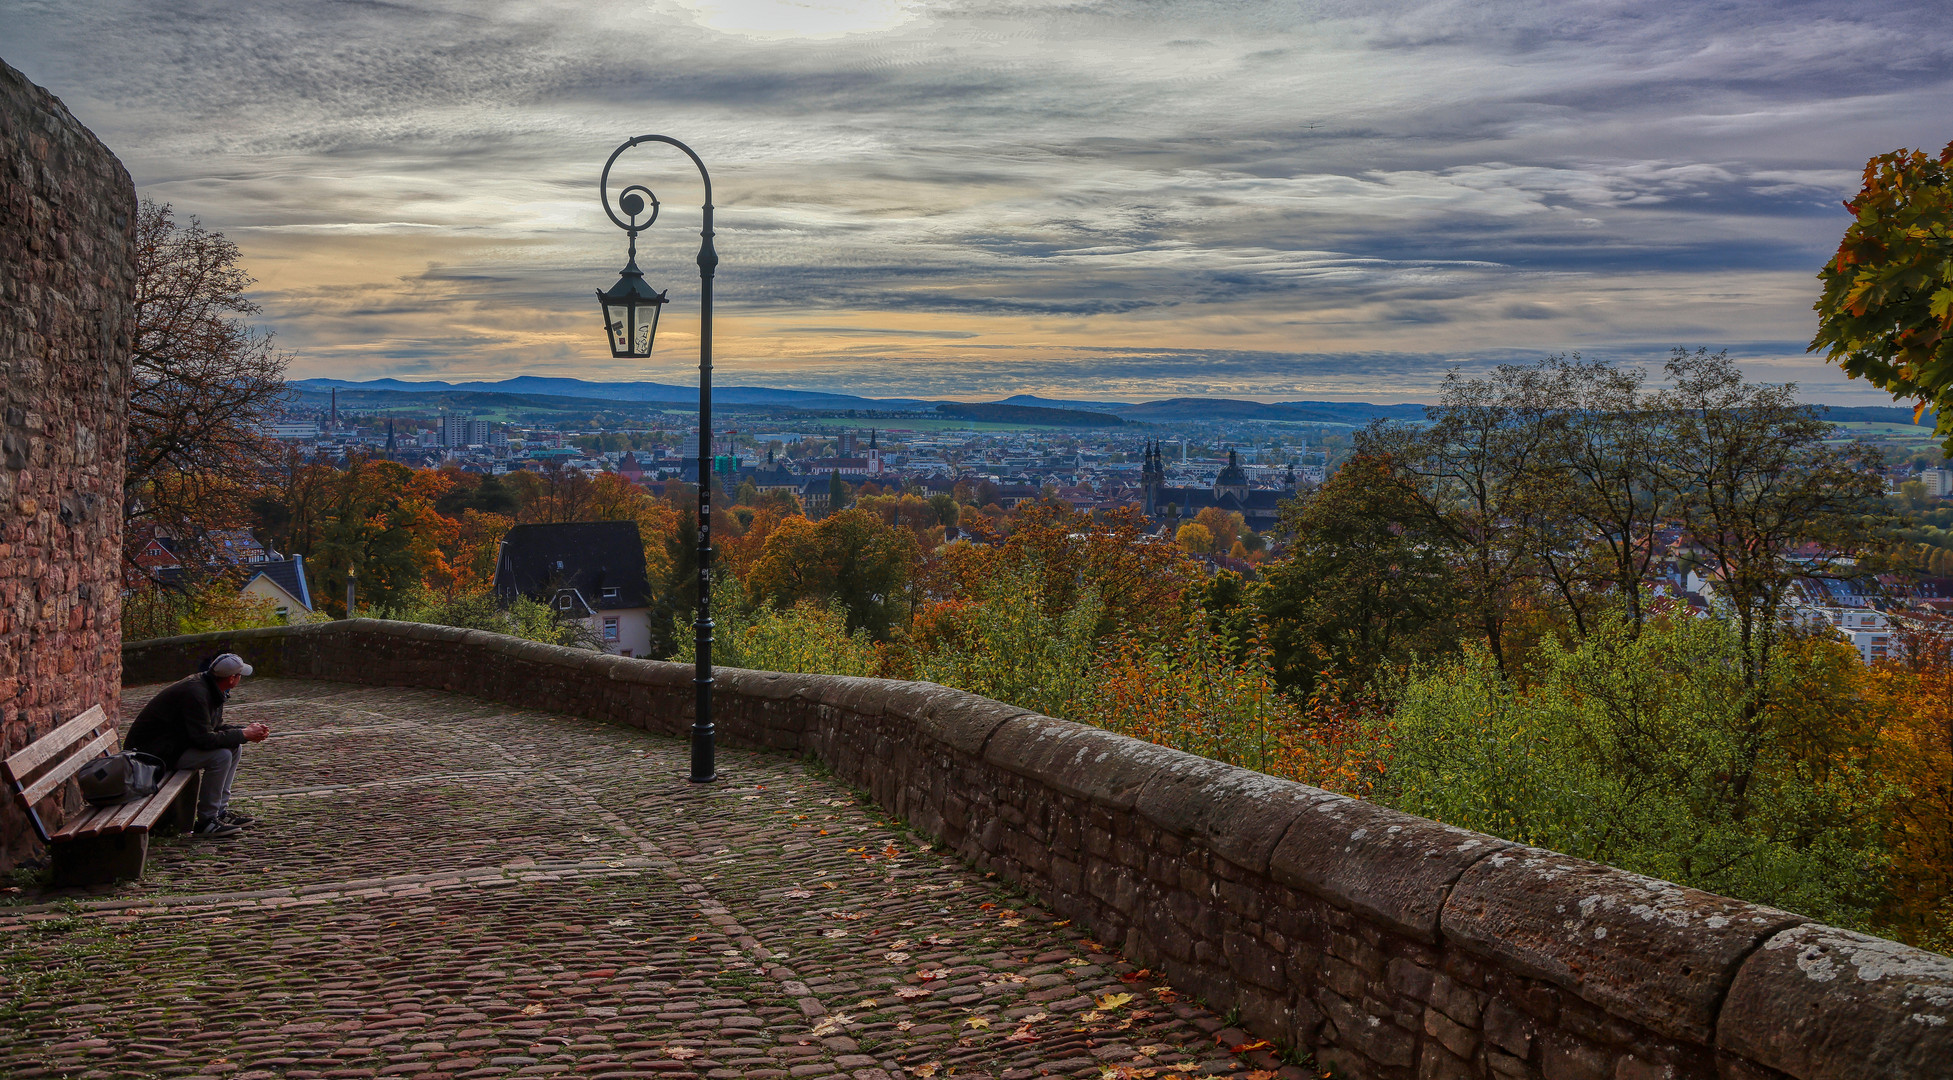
596, 135, 718, 784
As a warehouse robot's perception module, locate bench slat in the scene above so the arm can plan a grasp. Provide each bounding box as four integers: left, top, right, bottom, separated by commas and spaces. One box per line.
53, 771, 197, 841
124, 771, 198, 832
1, 705, 109, 789
17, 729, 119, 807
50, 802, 119, 841
93, 796, 152, 836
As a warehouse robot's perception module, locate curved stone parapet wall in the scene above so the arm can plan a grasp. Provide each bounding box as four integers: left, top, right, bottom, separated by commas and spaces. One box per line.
124, 621, 1953, 1080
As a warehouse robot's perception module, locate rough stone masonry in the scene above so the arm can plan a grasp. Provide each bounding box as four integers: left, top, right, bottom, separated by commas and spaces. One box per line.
0, 57, 136, 867
122, 623, 1953, 1080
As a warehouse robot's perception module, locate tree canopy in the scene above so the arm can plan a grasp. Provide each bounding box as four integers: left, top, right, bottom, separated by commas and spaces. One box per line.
1812, 139, 1953, 453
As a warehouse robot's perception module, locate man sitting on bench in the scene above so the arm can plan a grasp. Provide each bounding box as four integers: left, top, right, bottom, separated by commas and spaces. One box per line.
125, 653, 270, 839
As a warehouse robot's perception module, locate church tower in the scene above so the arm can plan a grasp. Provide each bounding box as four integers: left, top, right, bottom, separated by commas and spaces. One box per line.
867, 429, 882, 477
1140, 441, 1165, 517
1214, 448, 1249, 502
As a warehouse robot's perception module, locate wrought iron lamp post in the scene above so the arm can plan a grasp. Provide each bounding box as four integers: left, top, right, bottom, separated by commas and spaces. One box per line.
596, 135, 718, 784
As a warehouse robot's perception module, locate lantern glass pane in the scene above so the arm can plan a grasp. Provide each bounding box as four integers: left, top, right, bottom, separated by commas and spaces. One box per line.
634, 305, 657, 355
603, 299, 631, 355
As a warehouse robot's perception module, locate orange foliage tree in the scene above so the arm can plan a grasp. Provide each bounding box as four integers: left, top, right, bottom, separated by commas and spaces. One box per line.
926, 503, 1195, 640
1863, 623, 1953, 949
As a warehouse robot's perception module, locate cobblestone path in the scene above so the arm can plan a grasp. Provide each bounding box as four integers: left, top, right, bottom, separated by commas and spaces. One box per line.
2, 680, 1305, 1080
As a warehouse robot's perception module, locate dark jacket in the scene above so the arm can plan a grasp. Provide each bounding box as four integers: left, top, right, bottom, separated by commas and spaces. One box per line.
125, 672, 244, 768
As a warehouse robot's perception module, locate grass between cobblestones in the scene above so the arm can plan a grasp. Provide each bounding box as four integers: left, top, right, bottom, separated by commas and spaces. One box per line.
0, 679, 1311, 1080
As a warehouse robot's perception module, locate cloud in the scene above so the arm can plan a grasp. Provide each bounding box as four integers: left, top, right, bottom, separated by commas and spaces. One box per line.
4, 0, 1949, 403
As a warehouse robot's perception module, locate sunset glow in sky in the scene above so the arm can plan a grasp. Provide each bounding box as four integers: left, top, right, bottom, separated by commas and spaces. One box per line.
5, 0, 1951, 402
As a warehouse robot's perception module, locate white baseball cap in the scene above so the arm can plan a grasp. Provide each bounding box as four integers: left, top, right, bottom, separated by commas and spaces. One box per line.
209, 653, 254, 677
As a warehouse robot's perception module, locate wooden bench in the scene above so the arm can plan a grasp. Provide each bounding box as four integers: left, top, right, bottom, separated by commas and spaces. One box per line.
3, 705, 200, 887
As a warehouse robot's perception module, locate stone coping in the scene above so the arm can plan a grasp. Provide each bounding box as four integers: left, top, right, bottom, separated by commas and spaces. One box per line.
123, 620, 1953, 1080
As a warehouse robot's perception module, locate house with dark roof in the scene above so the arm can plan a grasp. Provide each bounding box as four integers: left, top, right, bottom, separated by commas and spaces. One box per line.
493, 521, 655, 657
241, 555, 313, 620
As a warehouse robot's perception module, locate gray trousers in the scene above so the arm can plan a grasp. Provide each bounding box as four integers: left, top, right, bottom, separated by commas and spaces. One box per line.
174, 746, 240, 820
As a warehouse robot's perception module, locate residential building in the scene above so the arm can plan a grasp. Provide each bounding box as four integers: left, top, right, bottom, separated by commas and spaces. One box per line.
442, 416, 492, 448
493, 521, 655, 657
240, 555, 313, 621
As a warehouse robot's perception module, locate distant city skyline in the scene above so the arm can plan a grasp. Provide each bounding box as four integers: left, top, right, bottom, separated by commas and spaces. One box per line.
5, 0, 1950, 404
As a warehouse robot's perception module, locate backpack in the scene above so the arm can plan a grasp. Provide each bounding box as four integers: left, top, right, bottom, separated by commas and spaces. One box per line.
77, 752, 167, 807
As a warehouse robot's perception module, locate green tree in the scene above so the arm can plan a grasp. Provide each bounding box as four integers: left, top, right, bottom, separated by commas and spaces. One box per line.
1658, 348, 1888, 697
1258, 453, 1462, 696
675, 574, 878, 676
1812, 139, 1953, 453
379, 589, 601, 649
1363, 363, 1564, 674
1378, 615, 1893, 930
913, 557, 1102, 720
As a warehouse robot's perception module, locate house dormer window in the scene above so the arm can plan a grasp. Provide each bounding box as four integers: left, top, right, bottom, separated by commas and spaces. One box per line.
557, 594, 574, 611
602, 587, 620, 600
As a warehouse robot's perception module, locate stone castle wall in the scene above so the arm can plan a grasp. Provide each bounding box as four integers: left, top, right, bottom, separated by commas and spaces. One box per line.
124, 621, 1953, 1080
1, 59, 135, 867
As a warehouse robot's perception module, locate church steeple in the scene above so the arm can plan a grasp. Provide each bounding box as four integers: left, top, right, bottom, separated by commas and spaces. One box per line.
1140, 441, 1166, 518
1214, 448, 1248, 501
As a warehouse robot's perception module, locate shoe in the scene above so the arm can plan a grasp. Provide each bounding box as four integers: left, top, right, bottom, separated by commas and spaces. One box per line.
192, 817, 243, 839
216, 809, 257, 827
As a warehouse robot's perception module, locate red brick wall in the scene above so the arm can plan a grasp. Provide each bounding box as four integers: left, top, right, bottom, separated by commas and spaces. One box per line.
125, 621, 1953, 1080
1, 59, 136, 868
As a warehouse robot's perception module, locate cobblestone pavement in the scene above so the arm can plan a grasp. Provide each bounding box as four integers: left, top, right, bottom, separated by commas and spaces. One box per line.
1, 680, 1308, 1080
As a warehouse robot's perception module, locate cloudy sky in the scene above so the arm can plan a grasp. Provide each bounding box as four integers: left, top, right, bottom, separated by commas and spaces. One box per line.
5, 0, 1951, 403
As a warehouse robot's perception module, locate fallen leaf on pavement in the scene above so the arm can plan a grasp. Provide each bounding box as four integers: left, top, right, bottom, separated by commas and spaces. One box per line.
520, 1003, 546, 1016
809, 1014, 852, 1037
1094, 992, 1134, 1010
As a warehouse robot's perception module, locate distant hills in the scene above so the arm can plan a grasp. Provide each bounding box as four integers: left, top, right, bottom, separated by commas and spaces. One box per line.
290, 377, 937, 411
290, 377, 1436, 427
289, 377, 1938, 429
936, 402, 1124, 427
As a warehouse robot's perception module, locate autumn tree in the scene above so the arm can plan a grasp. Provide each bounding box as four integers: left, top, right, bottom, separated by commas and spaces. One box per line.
309, 457, 456, 615
125, 199, 290, 578
1812, 139, 1953, 453
1175, 521, 1215, 554
1191, 507, 1243, 553
927, 503, 1194, 641
247, 447, 340, 560
745, 508, 920, 639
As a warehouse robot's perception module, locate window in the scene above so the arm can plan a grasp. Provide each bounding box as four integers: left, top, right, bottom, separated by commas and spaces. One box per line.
557, 594, 574, 611
603, 617, 620, 642
602, 587, 621, 600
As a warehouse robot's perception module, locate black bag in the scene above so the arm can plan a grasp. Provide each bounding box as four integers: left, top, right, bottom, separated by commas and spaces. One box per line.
77, 752, 167, 807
